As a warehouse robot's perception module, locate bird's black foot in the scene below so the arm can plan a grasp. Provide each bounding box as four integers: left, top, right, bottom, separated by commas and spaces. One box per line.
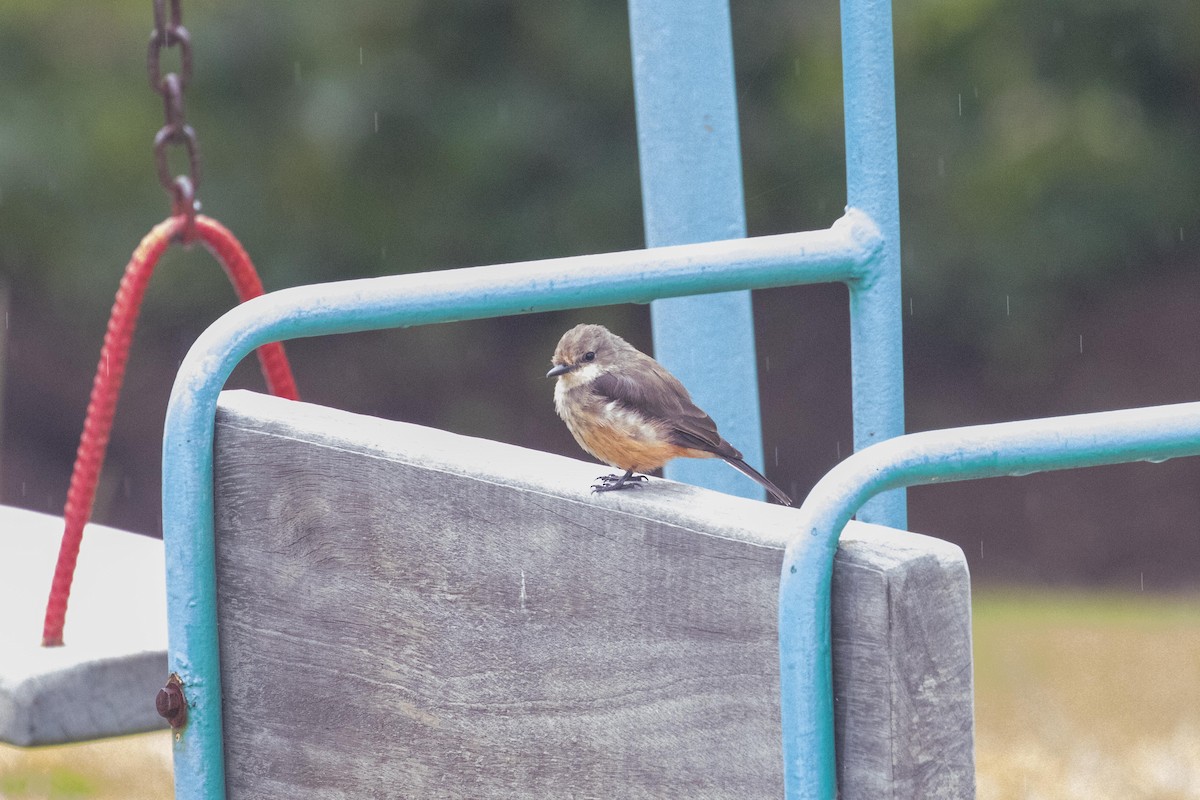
591, 470, 648, 493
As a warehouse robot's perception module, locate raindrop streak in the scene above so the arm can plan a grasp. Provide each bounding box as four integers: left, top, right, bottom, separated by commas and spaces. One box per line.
909, 297, 914, 317
1079, 334, 1083, 354
1140, 572, 1144, 591
374, 111, 380, 133
519, 570, 527, 611
774, 446, 779, 467
957, 93, 962, 116
1181, 227, 1185, 242
1005, 295, 1010, 316
765, 355, 771, 372
979, 540, 983, 559
359, 47, 364, 66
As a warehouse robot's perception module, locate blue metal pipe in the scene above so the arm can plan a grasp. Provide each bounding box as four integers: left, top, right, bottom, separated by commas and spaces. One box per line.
162, 215, 880, 800
628, 0, 765, 500
840, 0, 906, 528
778, 400, 1200, 798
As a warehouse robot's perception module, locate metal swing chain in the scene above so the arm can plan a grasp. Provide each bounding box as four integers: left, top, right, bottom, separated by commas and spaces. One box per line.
147, 0, 202, 236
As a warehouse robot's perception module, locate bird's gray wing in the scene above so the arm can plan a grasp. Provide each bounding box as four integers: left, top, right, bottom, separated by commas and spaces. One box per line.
590, 359, 741, 459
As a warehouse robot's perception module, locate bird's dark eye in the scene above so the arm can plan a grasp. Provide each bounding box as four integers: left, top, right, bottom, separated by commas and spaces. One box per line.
583, 351, 596, 362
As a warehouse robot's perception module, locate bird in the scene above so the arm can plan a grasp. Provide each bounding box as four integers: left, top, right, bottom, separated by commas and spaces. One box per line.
546, 323, 792, 506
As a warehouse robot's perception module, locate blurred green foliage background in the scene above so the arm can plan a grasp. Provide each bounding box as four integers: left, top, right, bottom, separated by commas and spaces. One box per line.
2, 0, 1199, 587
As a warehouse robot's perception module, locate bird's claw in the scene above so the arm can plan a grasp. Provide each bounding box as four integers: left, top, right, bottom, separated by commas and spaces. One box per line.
591, 473, 648, 493
594, 473, 647, 485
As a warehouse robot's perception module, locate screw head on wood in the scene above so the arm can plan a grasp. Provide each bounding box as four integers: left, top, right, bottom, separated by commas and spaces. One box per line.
156, 673, 188, 729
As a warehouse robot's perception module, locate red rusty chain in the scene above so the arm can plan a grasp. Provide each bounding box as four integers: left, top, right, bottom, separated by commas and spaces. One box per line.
148, 0, 201, 238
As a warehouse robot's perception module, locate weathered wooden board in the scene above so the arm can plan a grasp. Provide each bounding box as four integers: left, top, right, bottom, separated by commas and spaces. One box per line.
832, 525, 975, 798
213, 390, 973, 798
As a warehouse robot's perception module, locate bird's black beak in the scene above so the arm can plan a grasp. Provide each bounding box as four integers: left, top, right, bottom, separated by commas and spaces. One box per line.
546, 363, 572, 378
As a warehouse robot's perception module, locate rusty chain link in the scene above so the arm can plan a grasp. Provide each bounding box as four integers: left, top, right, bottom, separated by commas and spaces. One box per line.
147, 0, 201, 238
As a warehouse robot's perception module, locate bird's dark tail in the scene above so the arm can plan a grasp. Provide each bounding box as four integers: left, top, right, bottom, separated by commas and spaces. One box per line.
723, 457, 793, 506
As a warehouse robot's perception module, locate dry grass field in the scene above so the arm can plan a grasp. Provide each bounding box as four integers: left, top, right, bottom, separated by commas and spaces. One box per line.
0, 731, 171, 800
1, 590, 1197, 799
973, 590, 1200, 800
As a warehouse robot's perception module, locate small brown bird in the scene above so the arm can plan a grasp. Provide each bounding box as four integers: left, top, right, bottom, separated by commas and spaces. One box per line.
546, 323, 792, 505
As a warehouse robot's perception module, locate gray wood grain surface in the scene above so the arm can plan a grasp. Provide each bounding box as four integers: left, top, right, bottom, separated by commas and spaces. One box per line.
832, 526, 975, 798
213, 391, 973, 799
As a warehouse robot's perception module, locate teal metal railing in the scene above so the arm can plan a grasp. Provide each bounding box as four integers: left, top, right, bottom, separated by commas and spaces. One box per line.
161, 217, 887, 800
777, 401, 1200, 797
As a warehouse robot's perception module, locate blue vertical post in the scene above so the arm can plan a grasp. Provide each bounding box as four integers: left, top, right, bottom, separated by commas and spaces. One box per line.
782, 1, 906, 795
628, 0, 767, 501
841, 0, 906, 528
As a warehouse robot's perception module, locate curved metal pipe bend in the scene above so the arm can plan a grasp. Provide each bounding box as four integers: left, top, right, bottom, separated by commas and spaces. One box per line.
778, 400, 1200, 798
